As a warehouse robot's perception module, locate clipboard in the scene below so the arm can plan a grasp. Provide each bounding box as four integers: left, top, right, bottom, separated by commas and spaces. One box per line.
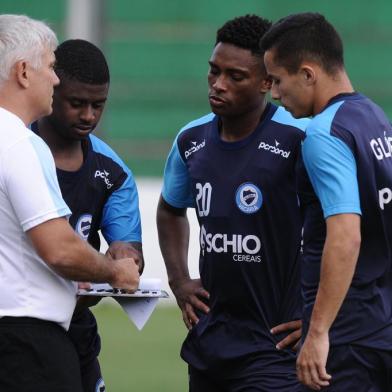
77, 279, 169, 330
78, 283, 169, 298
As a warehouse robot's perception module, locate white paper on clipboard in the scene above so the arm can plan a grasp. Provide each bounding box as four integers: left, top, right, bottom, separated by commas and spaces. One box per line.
78, 278, 169, 330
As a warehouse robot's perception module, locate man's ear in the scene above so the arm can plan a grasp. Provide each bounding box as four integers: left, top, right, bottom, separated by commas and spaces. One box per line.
260, 75, 272, 93
300, 65, 316, 85
14, 60, 30, 89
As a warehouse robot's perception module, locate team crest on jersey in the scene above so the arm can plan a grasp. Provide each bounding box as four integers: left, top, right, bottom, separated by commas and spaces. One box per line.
95, 378, 106, 392
76, 214, 92, 240
235, 183, 263, 214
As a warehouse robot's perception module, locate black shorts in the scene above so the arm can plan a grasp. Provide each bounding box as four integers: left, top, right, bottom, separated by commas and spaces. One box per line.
0, 316, 83, 392
68, 309, 104, 391
189, 351, 301, 392
81, 357, 106, 392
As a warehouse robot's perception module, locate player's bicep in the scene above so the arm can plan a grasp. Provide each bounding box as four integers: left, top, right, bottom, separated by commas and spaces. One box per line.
302, 132, 361, 218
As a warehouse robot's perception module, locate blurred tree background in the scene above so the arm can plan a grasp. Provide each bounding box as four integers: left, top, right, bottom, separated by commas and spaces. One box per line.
2, 0, 392, 176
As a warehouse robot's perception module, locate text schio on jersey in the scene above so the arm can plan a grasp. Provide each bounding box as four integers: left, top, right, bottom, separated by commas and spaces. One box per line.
199, 225, 261, 263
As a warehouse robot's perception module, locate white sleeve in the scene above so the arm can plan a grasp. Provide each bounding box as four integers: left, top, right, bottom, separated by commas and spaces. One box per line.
2, 135, 71, 231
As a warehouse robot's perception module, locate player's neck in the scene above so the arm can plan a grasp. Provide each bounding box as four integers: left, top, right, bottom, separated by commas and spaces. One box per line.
37, 119, 85, 171
313, 70, 354, 115
220, 100, 268, 142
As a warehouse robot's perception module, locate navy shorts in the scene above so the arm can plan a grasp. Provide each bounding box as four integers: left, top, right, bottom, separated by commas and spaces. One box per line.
301, 345, 392, 391
81, 357, 106, 392
0, 316, 83, 392
189, 351, 301, 392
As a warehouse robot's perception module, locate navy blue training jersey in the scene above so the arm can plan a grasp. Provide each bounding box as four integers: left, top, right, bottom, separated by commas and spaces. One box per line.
299, 92, 392, 349
60, 134, 141, 365
32, 124, 142, 365
162, 103, 309, 370
57, 134, 141, 248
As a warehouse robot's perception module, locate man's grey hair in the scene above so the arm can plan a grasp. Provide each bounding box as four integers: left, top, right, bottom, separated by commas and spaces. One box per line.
0, 14, 58, 87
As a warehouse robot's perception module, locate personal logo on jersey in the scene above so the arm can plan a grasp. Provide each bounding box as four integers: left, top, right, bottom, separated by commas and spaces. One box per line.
184, 139, 206, 159
94, 169, 113, 189
76, 214, 92, 240
95, 378, 106, 392
235, 183, 263, 214
258, 139, 291, 158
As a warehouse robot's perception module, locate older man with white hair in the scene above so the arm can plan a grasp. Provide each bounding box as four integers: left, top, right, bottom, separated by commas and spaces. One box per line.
0, 14, 139, 391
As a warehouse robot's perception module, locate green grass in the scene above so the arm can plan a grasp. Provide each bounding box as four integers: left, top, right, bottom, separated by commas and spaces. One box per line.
93, 302, 188, 391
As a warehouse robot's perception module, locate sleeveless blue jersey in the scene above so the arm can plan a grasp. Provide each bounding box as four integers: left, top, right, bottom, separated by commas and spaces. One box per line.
299, 92, 392, 349
162, 103, 309, 369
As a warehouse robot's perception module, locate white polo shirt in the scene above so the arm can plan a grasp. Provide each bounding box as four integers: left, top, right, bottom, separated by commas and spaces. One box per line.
0, 107, 77, 330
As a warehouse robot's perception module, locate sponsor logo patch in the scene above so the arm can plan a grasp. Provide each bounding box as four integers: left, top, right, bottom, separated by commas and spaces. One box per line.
200, 225, 262, 263
258, 139, 291, 158
184, 139, 206, 159
95, 169, 113, 189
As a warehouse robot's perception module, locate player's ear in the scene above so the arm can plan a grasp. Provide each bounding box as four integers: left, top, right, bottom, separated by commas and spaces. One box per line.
260, 75, 272, 93
14, 60, 30, 89
300, 65, 316, 85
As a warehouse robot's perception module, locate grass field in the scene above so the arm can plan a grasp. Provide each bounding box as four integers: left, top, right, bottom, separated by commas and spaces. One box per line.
93, 302, 188, 391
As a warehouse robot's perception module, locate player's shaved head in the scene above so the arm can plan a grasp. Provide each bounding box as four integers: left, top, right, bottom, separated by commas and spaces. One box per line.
55, 39, 110, 85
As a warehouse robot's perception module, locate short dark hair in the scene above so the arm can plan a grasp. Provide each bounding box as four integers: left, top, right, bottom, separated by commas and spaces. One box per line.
54, 39, 110, 84
259, 13, 344, 75
216, 14, 272, 57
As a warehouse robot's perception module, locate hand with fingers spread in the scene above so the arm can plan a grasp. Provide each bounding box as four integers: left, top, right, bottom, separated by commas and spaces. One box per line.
271, 319, 302, 351
171, 278, 210, 330
296, 331, 331, 390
